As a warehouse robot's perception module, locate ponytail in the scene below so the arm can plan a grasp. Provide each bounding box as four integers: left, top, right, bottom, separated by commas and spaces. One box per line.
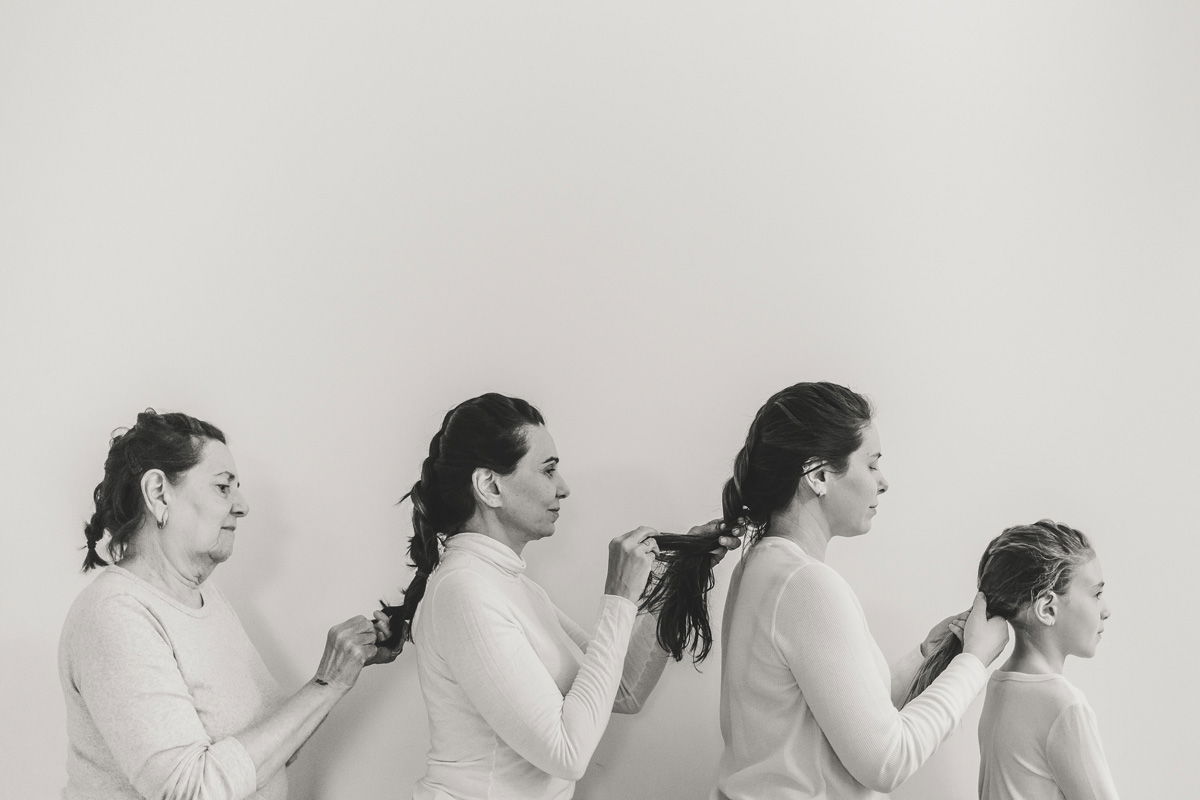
640, 532, 722, 663
902, 630, 966, 706
380, 394, 544, 647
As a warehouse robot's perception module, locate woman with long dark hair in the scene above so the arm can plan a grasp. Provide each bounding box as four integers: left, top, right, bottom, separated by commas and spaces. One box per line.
646, 382, 1010, 798
378, 393, 738, 800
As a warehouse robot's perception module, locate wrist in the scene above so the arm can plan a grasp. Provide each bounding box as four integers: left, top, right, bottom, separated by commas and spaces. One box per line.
310, 675, 352, 694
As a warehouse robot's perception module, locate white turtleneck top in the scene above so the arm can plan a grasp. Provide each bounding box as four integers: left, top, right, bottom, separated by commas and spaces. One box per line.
411, 533, 669, 800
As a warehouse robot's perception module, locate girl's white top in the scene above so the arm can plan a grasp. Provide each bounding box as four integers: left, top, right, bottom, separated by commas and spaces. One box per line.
978, 671, 1119, 800
412, 532, 668, 800
714, 536, 988, 799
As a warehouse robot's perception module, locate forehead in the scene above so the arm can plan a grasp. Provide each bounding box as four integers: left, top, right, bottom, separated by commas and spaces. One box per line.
518, 424, 557, 461
1071, 555, 1103, 585
193, 438, 237, 475
856, 422, 880, 454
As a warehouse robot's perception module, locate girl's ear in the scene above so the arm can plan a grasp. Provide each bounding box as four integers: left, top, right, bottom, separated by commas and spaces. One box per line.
1032, 591, 1058, 626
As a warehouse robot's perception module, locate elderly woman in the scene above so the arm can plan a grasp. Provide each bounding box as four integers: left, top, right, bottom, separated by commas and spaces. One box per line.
59, 409, 398, 800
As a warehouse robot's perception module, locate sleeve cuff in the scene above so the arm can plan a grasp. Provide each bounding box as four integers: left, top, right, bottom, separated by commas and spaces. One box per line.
949, 651, 990, 683
602, 593, 639, 615
210, 736, 258, 798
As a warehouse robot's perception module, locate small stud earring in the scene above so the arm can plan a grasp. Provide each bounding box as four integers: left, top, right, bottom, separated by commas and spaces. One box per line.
156, 509, 169, 530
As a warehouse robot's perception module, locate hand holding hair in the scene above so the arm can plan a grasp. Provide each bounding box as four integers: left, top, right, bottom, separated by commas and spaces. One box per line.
366, 608, 405, 665
920, 609, 970, 658
313, 616, 380, 690
962, 591, 1009, 666
605, 526, 660, 602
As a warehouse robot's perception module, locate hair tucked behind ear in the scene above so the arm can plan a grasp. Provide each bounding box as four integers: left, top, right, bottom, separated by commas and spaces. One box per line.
641, 382, 873, 664
82, 409, 225, 571
903, 519, 1094, 705
379, 393, 544, 648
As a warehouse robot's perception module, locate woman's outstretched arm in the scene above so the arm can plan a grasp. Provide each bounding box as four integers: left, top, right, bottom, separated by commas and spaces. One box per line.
776, 564, 989, 793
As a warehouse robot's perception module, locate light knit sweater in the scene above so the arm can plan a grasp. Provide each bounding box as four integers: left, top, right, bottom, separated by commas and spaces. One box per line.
714, 536, 988, 800
411, 533, 669, 800
978, 671, 1119, 800
58, 566, 287, 800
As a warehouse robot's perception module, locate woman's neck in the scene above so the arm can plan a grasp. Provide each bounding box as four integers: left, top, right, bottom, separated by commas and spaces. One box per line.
118, 528, 207, 608
765, 500, 832, 561
462, 512, 529, 556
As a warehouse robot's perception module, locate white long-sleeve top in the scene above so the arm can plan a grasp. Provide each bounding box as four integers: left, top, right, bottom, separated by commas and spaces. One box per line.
978, 671, 1120, 800
412, 532, 669, 800
714, 536, 988, 800
58, 566, 287, 800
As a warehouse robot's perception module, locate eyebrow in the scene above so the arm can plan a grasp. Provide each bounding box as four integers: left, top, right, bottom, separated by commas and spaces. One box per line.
542, 457, 560, 465
1093, 581, 1106, 590
214, 471, 238, 482
869, 452, 882, 459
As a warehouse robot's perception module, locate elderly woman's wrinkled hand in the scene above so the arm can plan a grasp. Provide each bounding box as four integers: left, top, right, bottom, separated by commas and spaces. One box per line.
366, 610, 405, 665
314, 616, 379, 689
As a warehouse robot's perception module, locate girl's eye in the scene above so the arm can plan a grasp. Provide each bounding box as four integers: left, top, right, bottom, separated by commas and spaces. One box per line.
217, 484, 231, 495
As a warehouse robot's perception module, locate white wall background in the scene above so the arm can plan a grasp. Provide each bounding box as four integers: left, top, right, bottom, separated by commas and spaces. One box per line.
3, 2, 1198, 798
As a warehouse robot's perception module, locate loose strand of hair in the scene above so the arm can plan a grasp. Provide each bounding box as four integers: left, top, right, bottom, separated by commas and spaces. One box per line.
902, 632, 965, 706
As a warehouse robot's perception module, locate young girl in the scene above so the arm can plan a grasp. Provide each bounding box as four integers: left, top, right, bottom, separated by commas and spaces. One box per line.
907, 520, 1120, 800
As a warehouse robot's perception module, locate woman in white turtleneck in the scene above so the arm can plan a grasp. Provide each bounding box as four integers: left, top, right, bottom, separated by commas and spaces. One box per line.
376, 393, 738, 800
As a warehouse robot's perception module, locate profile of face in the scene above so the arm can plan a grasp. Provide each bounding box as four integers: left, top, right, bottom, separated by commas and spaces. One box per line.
820, 422, 888, 538
1049, 556, 1110, 659
161, 439, 250, 571
493, 424, 570, 544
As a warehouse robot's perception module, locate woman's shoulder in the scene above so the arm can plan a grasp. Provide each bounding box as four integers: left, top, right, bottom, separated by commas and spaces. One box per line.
66, 567, 150, 617
426, 557, 518, 608
63, 567, 224, 632
748, 539, 849, 594
60, 569, 172, 654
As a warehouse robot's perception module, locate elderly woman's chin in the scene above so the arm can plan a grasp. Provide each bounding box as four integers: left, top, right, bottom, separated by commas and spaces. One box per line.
207, 533, 238, 564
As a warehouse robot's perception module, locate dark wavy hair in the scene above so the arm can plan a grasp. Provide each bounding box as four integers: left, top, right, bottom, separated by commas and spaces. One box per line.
82, 409, 226, 571
902, 519, 1094, 705
642, 382, 874, 663
379, 393, 545, 647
